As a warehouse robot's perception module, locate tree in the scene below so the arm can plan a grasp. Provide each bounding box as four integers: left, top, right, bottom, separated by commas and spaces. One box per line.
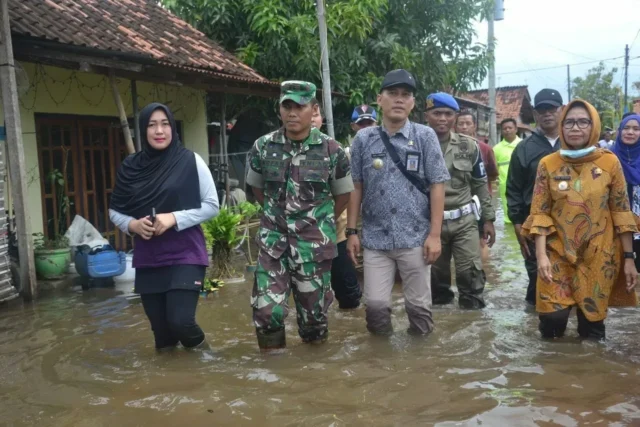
571, 62, 622, 129
162, 0, 491, 140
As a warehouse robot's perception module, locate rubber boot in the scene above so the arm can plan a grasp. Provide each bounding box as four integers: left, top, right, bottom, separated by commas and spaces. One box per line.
457, 268, 486, 309
301, 328, 328, 344
256, 328, 286, 352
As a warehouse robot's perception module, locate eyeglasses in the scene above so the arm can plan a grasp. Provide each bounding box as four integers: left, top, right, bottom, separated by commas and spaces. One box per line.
562, 118, 592, 130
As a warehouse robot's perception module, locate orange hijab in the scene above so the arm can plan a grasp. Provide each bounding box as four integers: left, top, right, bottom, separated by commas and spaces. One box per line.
558, 100, 603, 164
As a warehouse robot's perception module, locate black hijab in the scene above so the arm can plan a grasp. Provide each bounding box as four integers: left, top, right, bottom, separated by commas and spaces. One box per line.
110, 103, 200, 219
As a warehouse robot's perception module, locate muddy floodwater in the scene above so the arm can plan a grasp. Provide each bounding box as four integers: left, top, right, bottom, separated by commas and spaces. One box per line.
1, 209, 640, 426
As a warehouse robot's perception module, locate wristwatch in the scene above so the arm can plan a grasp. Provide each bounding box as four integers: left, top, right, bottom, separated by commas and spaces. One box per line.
624, 252, 636, 259
345, 228, 358, 237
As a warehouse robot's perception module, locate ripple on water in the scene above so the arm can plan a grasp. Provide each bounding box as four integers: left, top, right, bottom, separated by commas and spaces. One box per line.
1, 215, 639, 425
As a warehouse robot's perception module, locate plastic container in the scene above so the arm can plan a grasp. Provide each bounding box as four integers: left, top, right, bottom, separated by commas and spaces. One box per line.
114, 254, 135, 283
75, 245, 126, 279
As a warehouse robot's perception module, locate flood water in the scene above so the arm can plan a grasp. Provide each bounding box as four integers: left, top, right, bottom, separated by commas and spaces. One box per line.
1, 208, 640, 426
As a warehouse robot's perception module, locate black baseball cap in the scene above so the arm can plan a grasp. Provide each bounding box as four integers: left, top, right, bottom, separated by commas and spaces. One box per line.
534, 89, 563, 109
380, 69, 417, 93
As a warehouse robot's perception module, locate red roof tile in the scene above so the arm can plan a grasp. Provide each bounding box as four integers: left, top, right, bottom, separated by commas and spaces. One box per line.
9, 0, 270, 84
460, 86, 533, 124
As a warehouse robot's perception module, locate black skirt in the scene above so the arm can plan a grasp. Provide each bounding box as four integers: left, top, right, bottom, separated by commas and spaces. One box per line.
134, 264, 206, 294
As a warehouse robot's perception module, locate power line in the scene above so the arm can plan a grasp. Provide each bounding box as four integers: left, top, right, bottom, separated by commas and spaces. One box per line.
501, 21, 598, 61
630, 27, 640, 51
497, 56, 625, 76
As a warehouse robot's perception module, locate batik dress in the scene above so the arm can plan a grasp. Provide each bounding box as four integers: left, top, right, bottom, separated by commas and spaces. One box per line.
522, 150, 638, 321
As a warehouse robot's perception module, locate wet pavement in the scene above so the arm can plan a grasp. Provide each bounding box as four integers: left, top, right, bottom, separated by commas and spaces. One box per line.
1, 208, 640, 426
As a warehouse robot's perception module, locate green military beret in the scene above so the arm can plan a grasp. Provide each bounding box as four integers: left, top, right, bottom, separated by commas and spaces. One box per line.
280, 80, 317, 105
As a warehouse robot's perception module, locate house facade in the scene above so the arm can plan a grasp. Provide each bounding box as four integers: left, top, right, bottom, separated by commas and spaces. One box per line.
5, 0, 278, 250
460, 85, 535, 141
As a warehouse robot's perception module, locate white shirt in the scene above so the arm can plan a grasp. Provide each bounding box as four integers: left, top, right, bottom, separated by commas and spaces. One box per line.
598, 139, 613, 149
546, 136, 558, 147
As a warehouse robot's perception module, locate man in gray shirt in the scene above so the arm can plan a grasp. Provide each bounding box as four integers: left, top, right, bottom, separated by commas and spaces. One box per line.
346, 69, 450, 335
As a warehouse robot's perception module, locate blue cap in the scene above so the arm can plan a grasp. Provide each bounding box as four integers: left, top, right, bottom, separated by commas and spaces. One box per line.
426, 92, 459, 112
351, 105, 378, 123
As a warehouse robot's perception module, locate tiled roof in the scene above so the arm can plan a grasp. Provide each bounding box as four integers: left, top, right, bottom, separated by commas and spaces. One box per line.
9, 0, 270, 84
460, 86, 532, 124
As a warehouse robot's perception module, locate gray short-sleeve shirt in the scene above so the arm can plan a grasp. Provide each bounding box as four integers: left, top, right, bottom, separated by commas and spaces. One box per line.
351, 120, 450, 250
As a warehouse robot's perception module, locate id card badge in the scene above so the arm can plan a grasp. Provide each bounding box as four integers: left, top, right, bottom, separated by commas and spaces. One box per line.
406, 151, 420, 173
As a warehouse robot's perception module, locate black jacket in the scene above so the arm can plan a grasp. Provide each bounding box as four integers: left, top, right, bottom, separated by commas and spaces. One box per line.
506, 130, 560, 224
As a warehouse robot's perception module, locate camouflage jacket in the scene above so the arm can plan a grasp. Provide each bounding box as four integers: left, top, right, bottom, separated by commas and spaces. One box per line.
246, 127, 354, 263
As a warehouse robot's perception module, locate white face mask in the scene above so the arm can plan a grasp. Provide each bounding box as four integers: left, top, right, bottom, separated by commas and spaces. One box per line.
560, 146, 596, 159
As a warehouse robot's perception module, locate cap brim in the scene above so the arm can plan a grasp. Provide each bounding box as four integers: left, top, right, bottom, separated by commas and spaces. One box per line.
534, 100, 561, 109
380, 83, 416, 93
355, 115, 376, 123
279, 95, 311, 105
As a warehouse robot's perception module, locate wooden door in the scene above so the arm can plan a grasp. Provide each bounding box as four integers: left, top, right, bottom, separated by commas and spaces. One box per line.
77, 120, 131, 250
36, 116, 132, 250
36, 117, 81, 240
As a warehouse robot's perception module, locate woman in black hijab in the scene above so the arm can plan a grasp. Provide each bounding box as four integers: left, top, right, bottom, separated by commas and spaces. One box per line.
110, 103, 218, 351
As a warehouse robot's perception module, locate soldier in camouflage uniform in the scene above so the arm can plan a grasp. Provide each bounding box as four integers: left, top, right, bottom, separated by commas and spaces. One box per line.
425, 93, 496, 309
246, 81, 354, 351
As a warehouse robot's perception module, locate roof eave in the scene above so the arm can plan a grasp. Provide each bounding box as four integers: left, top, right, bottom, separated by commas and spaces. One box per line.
13, 36, 281, 96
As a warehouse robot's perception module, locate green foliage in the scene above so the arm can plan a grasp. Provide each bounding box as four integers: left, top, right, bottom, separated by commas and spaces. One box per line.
202, 207, 243, 278
48, 168, 71, 239
572, 62, 623, 129
202, 278, 225, 293
236, 201, 263, 221
33, 232, 69, 251
163, 0, 491, 139
202, 203, 261, 278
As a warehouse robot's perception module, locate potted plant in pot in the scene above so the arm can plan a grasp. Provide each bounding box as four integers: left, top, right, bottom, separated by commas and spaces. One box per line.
236, 201, 262, 273
202, 207, 244, 283
33, 168, 72, 279
33, 233, 71, 280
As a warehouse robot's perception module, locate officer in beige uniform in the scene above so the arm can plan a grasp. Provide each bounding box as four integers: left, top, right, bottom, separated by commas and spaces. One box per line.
425, 93, 496, 309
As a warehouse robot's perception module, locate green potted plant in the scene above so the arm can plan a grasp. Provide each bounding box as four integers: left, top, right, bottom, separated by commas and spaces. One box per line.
202, 207, 243, 281
33, 233, 71, 279
33, 168, 72, 280
199, 278, 224, 298
236, 201, 262, 273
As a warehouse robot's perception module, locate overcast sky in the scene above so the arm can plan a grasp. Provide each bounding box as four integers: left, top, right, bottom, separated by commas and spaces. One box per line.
472, 0, 640, 104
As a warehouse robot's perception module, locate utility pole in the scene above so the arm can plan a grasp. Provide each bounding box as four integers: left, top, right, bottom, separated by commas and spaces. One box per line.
0, 0, 38, 300
131, 80, 141, 152
316, 0, 335, 138
624, 44, 630, 113
488, 0, 504, 146
567, 64, 571, 101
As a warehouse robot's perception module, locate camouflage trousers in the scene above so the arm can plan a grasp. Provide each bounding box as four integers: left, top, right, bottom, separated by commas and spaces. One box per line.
251, 249, 334, 348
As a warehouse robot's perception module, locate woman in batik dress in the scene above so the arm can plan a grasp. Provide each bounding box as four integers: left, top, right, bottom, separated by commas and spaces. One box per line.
522, 100, 638, 341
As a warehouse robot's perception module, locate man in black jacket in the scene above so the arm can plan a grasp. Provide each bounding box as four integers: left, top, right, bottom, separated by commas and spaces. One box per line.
506, 89, 564, 305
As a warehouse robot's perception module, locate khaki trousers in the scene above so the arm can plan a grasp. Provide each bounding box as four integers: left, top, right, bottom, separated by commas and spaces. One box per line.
363, 247, 433, 335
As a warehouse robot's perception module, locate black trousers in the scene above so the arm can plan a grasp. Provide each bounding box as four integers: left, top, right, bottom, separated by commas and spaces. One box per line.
140, 290, 204, 349
539, 307, 605, 340
524, 239, 538, 305
633, 238, 640, 271
331, 241, 362, 309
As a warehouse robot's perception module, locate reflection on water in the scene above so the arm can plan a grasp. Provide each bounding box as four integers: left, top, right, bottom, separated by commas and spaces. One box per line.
1, 204, 640, 426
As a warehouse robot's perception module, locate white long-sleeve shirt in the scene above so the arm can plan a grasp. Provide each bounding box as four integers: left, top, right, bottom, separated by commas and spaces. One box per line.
109, 153, 219, 235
